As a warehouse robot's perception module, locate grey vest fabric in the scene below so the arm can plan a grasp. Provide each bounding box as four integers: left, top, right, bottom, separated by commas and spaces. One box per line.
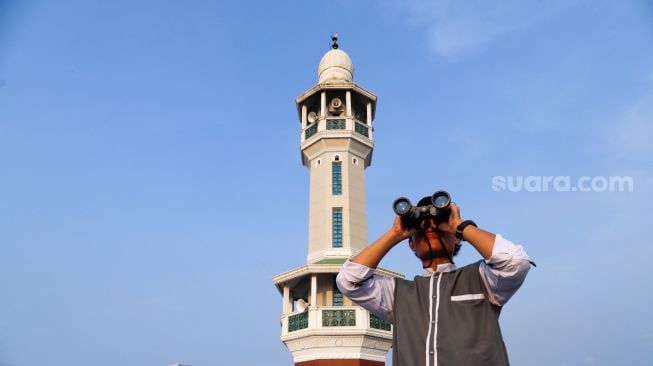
392, 261, 509, 366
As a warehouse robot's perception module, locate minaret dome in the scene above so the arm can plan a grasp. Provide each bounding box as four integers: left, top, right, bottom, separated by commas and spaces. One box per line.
318, 49, 354, 84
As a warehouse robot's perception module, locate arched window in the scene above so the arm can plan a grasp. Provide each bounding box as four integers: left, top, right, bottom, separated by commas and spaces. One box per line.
332, 161, 342, 195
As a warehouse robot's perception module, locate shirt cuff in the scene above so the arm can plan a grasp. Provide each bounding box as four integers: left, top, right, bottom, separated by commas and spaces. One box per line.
491, 234, 512, 256
486, 234, 533, 267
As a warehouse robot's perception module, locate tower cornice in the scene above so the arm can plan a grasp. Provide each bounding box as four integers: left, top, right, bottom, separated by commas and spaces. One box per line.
272, 263, 404, 294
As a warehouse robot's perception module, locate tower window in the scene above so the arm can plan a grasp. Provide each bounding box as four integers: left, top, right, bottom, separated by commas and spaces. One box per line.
332, 207, 343, 248
332, 162, 342, 195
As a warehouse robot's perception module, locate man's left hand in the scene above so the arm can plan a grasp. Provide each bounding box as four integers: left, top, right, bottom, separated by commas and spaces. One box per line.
436, 203, 463, 236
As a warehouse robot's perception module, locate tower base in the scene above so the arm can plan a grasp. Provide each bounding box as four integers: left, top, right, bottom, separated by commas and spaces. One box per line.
296, 360, 384, 366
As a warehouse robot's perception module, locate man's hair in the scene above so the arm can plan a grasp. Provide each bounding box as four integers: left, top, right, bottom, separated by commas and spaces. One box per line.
416, 196, 432, 207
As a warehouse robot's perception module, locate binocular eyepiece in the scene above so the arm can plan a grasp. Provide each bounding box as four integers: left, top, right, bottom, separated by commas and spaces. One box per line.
392, 190, 452, 229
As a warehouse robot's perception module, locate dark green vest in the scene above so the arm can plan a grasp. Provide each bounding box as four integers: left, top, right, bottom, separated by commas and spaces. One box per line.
393, 261, 509, 366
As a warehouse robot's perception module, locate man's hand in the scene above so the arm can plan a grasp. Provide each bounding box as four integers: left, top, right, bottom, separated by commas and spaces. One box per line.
436, 203, 463, 236
389, 215, 416, 244
436, 203, 497, 259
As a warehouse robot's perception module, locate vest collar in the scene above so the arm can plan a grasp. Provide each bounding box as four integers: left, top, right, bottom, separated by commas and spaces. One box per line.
422, 262, 456, 276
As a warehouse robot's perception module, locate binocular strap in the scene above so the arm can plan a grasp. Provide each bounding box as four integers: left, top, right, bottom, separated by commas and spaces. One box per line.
423, 233, 455, 268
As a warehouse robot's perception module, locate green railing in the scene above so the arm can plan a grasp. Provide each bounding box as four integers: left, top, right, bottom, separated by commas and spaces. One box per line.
370, 313, 392, 331
323, 309, 356, 327
304, 123, 318, 139
288, 312, 308, 332
326, 119, 346, 130
355, 122, 369, 137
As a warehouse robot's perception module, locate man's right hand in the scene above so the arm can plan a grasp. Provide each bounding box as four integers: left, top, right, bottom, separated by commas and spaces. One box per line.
351, 215, 417, 269
388, 215, 416, 244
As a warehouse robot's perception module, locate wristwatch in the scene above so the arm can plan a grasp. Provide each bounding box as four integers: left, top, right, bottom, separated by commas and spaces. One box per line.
455, 220, 477, 241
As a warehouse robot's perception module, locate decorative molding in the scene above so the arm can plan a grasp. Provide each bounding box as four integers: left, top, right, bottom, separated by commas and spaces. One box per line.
283, 334, 392, 363
301, 131, 373, 153
281, 322, 393, 339
273, 263, 404, 292
295, 83, 377, 106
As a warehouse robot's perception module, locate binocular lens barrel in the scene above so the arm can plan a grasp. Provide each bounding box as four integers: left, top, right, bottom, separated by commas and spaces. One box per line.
431, 190, 451, 209
392, 198, 412, 215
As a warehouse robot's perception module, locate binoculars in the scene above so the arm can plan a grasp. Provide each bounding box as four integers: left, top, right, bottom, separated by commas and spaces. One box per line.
392, 190, 452, 229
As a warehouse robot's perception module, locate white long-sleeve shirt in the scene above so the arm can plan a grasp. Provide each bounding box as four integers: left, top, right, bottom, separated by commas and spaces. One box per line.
336, 234, 533, 323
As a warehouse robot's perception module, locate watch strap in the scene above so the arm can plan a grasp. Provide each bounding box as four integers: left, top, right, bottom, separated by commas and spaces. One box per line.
455, 220, 477, 241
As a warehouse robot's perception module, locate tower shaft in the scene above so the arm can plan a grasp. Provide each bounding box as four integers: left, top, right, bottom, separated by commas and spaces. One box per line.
273, 38, 402, 366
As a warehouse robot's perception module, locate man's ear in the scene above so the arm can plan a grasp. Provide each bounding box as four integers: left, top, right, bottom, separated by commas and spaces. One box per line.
408, 238, 415, 251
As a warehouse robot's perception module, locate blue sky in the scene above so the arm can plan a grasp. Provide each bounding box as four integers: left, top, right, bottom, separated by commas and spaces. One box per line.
1, 1, 652, 365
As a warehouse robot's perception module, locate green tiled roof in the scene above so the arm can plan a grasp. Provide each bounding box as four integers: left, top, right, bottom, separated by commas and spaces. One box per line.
314, 257, 347, 265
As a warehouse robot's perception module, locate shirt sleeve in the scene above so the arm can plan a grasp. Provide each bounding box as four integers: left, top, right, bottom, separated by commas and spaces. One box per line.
479, 234, 534, 306
336, 260, 395, 323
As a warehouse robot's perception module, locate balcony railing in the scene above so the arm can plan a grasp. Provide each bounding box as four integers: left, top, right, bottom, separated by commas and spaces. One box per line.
354, 122, 369, 138
302, 118, 372, 142
305, 123, 318, 139
280, 306, 391, 337
322, 309, 356, 327
326, 119, 346, 130
288, 312, 308, 332
370, 313, 392, 331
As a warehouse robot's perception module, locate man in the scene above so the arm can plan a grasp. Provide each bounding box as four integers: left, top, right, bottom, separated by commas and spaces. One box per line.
336, 197, 533, 366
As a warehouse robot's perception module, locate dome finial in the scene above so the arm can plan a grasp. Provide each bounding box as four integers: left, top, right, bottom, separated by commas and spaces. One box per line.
318, 34, 353, 83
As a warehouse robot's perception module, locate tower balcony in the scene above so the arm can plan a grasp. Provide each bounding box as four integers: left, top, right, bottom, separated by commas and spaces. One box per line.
280, 306, 392, 339
300, 117, 374, 168
280, 305, 394, 364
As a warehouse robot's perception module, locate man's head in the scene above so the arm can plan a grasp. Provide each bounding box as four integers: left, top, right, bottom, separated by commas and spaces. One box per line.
407, 196, 461, 267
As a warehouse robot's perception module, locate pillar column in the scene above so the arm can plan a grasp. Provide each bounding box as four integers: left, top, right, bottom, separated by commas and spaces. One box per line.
366, 102, 372, 126
346, 90, 352, 117
311, 275, 317, 307
283, 286, 291, 314
321, 92, 327, 118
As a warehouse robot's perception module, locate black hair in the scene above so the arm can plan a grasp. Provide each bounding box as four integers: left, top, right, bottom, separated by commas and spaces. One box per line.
416, 196, 432, 207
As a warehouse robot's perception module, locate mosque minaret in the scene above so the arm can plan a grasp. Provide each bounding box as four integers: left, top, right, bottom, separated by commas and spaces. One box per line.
272, 35, 403, 366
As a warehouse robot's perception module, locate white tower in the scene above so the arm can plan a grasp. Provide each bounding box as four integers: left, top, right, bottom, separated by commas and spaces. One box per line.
273, 35, 403, 366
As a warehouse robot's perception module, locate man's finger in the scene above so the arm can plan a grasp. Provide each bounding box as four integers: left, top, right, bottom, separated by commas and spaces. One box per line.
450, 203, 461, 220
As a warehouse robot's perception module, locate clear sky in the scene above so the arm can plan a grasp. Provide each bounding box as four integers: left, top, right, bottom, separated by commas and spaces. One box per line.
1, 1, 652, 365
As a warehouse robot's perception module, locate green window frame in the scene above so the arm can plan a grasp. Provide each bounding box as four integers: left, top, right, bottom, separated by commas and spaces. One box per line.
332, 207, 343, 248
332, 161, 342, 195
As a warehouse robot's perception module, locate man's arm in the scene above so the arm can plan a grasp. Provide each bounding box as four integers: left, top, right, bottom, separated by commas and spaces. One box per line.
335, 216, 413, 323
336, 260, 396, 322
350, 215, 414, 268
479, 235, 533, 306
437, 203, 533, 305
436, 202, 495, 259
